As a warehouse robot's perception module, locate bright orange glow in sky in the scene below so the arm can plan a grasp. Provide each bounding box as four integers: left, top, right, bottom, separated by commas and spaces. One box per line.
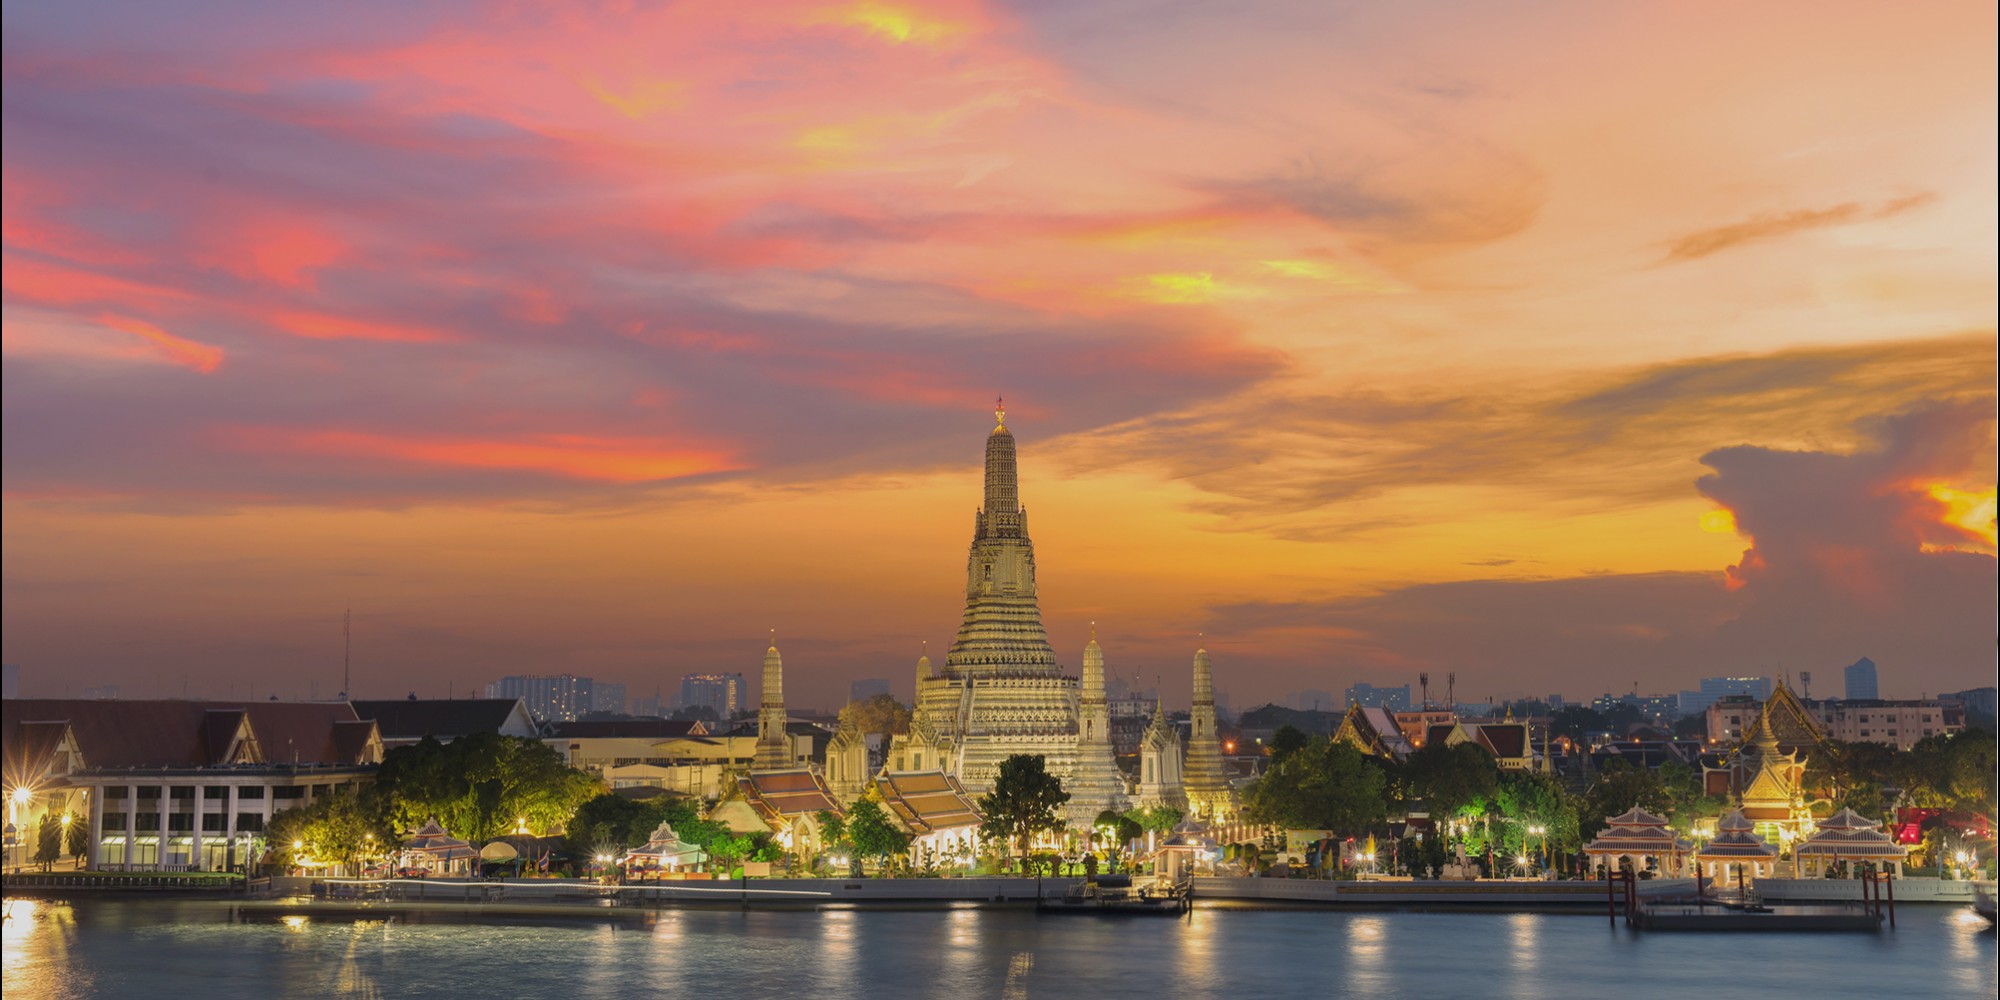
2, 0, 1994, 709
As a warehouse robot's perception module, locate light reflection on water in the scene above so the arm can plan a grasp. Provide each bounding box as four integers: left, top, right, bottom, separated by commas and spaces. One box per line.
1, 899, 1992, 1000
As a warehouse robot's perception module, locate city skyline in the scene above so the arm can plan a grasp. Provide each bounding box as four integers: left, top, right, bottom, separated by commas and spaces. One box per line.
3, 1, 1996, 710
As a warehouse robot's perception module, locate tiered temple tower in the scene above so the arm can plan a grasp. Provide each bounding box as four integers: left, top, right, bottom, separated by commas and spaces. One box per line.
753, 635, 792, 770
1182, 643, 1235, 820
918, 401, 1080, 791
1064, 625, 1127, 823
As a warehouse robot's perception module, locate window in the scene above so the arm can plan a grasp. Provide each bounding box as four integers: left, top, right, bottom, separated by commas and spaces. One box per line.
204, 786, 229, 800
235, 813, 265, 833
168, 813, 194, 832
273, 787, 306, 801
136, 786, 161, 800
169, 786, 195, 800
135, 813, 161, 833
104, 786, 129, 800
103, 813, 129, 831
201, 814, 226, 832
237, 786, 265, 800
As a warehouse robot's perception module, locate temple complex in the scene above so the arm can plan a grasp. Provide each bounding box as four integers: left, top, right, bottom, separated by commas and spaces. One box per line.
914, 401, 1080, 792
1064, 625, 1128, 823
1182, 644, 1237, 821
752, 636, 792, 771
1134, 699, 1186, 810
1733, 710, 1814, 845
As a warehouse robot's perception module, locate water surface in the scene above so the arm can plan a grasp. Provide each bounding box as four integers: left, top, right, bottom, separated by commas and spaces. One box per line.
5, 898, 1993, 999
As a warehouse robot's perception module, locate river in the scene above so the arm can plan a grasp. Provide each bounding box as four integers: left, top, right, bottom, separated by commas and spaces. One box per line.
4, 898, 1994, 999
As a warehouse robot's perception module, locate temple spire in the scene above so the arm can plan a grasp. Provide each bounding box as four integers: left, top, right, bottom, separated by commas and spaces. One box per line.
754, 633, 790, 769
995, 395, 1006, 430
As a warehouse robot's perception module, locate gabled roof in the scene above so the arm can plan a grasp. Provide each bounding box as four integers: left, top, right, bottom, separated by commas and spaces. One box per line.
2, 699, 366, 769
1471, 721, 1528, 759
551, 718, 705, 739
3, 719, 79, 788
735, 768, 841, 825
1334, 705, 1413, 761
1746, 681, 1826, 748
203, 709, 252, 764
875, 770, 982, 835
351, 699, 537, 742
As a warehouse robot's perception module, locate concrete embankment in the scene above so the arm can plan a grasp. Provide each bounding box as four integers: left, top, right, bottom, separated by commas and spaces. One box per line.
1191, 876, 1694, 911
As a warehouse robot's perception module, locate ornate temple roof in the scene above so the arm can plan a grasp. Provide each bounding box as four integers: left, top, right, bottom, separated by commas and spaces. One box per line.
1696, 809, 1778, 860
1795, 807, 1906, 859
735, 767, 841, 824
1334, 704, 1414, 761
875, 770, 983, 835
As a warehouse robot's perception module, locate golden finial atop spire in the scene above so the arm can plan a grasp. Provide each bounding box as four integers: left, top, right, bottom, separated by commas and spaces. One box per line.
768, 627, 777, 650
994, 394, 1006, 430
1090, 620, 1097, 640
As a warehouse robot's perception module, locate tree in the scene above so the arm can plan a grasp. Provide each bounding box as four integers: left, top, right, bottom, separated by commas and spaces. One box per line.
1124, 805, 1184, 838
1580, 760, 1670, 842
1492, 771, 1580, 870
977, 754, 1070, 862
35, 814, 63, 869
1268, 725, 1310, 765
266, 786, 396, 872
373, 733, 604, 842
1402, 742, 1498, 821
565, 794, 656, 858
847, 800, 912, 873
838, 694, 912, 741
1245, 740, 1387, 835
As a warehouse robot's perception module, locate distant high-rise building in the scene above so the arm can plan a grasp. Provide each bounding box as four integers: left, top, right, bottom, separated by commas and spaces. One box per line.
1, 663, 18, 700
849, 678, 891, 703
485, 675, 594, 724
679, 672, 744, 719
632, 688, 666, 718
1844, 658, 1879, 700
1344, 682, 1412, 711
1679, 676, 1771, 715
82, 685, 121, 700
1290, 688, 1335, 712
591, 682, 627, 715
1942, 687, 1997, 725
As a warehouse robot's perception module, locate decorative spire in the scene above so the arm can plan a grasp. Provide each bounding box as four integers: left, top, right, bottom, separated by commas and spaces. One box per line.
995, 394, 1005, 430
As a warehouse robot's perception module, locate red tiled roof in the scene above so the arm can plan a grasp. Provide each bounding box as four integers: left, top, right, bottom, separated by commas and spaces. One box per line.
737, 768, 840, 824
876, 770, 982, 834
1, 699, 364, 769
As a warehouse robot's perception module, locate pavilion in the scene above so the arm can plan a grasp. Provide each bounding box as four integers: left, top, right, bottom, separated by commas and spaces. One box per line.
1583, 806, 1688, 877
400, 819, 473, 875
1795, 807, 1906, 877
624, 820, 707, 874
873, 770, 983, 869
1695, 809, 1778, 885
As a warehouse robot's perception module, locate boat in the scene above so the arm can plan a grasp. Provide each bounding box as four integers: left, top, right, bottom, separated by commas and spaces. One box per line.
1972, 882, 1996, 924
1038, 873, 1191, 915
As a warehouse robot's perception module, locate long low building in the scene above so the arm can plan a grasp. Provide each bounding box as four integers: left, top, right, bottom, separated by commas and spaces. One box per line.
3, 699, 382, 872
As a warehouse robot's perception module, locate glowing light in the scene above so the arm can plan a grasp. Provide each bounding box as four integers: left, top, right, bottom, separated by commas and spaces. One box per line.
1926, 484, 1997, 548
832, 2, 966, 46
1698, 509, 1737, 534
282, 915, 308, 931
8, 787, 28, 806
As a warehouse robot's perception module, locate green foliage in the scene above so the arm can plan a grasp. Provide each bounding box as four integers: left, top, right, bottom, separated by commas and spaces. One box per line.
1268, 725, 1310, 765
977, 754, 1070, 858
1094, 809, 1141, 844
1491, 771, 1580, 863
1123, 805, 1183, 836
847, 799, 912, 869
1245, 739, 1387, 835
1401, 742, 1497, 820
1580, 760, 1670, 842
64, 811, 87, 858
815, 809, 848, 849
266, 786, 397, 870
565, 794, 657, 857
373, 733, 604, 842
35, 814, 63, 867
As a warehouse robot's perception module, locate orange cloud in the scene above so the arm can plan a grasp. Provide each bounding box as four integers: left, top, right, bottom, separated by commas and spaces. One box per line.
240, 429, 741, 483
272, 309, 460, 343
95, 314, 224, 373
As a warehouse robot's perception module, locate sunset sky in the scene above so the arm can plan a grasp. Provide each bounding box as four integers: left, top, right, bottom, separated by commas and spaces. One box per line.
3, 0, 1994, 711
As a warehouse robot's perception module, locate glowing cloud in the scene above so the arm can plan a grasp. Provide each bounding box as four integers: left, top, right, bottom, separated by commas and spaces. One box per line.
240, 429, 741, 483
95, 315, 224, 373
827, 2, 969, 46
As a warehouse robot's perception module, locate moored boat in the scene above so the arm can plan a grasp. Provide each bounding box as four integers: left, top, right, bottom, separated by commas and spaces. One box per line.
1038, 874, 1191, 915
